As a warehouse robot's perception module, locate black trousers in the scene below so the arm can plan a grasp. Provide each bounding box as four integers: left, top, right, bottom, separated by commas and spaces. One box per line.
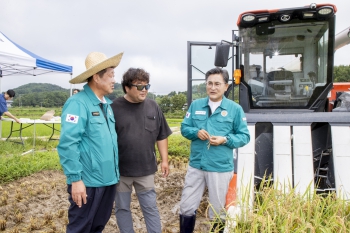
66, 184, 116, 233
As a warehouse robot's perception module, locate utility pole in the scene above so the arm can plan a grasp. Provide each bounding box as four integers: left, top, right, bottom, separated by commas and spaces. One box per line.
19, 94, 22, 107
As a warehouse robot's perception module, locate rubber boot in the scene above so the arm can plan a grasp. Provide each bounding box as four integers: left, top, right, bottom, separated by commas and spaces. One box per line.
210, 219, 225, 233
179, 214, 196, 233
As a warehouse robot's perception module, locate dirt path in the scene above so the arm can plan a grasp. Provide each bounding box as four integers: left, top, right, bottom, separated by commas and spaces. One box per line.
0, 169, 211, 233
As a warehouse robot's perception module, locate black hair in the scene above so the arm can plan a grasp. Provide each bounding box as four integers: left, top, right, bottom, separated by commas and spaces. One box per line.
87, 68, 108, 83
121, 68, 150, 94
205, 67, 229, 83
7, 89, 15, 98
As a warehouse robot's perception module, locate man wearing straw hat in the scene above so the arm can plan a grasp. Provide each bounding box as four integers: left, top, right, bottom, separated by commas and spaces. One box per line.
57, 51, 123, 233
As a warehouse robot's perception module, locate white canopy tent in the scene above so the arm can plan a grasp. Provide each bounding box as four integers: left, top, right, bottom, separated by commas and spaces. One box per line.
0, 31, 73, 91
0, 31, 73, 139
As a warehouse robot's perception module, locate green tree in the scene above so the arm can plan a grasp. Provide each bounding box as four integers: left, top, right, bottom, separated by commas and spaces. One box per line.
192, 82, 207, 100
147, 92, 156, 100
158, 96, 171, 113
334, 65, 350, 82
171, 93, 186, 111
168, 91, 177, 97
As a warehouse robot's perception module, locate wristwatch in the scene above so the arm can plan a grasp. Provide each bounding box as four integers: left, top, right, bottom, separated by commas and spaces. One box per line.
223, 136, 228, 145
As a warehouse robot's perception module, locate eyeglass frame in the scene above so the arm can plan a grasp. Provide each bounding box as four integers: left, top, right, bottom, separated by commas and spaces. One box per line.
205, 81, 227, 88
130, 83, 151, 91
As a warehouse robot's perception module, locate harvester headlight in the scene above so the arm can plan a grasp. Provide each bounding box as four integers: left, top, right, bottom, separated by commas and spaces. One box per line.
302, 12, 315, 18
317, 7, 333, 16
258, 17, 269, 22
242, 14, 256, 22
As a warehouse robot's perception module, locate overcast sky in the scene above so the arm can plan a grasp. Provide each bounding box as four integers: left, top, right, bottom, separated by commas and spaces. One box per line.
1, 0, 349, 95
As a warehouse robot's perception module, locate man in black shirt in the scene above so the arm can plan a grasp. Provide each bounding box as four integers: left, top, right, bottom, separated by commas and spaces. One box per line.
111, 68, 172, 233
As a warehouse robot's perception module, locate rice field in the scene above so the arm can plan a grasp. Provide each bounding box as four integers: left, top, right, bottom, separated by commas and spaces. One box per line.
1, 108, 350, 232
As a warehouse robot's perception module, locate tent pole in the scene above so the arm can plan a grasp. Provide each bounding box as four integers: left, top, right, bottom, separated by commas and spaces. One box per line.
70, 74, 72, 96
0, 77, 2, 140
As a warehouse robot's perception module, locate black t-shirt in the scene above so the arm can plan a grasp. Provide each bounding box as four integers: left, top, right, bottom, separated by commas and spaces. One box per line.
111, 97, 172, 177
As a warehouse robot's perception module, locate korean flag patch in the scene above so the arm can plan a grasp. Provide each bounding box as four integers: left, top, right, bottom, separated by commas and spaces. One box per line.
66, 114, 79, 124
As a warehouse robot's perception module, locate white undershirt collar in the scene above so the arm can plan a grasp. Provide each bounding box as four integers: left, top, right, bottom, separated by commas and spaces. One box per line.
95, 95, 107, 104
208, 99, 222, 114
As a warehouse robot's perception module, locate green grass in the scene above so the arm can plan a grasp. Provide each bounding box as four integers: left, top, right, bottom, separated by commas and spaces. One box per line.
166, 118, 182, 127
167, 134, 190, 158
4, 107, 63, 118
0, 150, 62, 184
1, 121, 61, 138
0, 134, 188, 185
1, 107, 62, 138
2, 107, 180, 137
0, 137, 60, 185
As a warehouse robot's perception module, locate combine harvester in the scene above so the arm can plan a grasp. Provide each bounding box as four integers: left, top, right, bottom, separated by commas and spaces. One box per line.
186, 3, 350, 229
328, 26, 350, 111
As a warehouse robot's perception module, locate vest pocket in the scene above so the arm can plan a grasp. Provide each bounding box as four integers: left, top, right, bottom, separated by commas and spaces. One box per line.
88, 117, 106, 138
145, 115, 157, 132
214, 116, 233, 132
192, 114, 208, 129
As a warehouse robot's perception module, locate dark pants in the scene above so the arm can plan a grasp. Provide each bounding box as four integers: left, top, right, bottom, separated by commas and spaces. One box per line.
66, 184, 116, 233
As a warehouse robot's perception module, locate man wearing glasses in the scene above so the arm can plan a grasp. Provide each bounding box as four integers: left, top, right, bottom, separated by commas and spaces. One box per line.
111, 68, 172, 233
179, 67, 250, 232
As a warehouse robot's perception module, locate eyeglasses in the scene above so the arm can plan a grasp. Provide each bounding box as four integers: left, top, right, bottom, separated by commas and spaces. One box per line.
131, 83, 151, 91
206, 81, 226, 88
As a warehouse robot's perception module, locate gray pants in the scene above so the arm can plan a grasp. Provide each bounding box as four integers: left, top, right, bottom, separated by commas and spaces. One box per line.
115, 174, 161, 233
180, 166, 233, 219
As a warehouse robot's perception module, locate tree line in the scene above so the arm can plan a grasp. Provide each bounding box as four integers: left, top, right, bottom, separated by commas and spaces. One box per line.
9, 65, 350, 110
333, 65, 350, 82
10, 83, 189, 113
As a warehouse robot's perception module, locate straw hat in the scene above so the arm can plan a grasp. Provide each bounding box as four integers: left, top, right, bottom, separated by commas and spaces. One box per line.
70, 52, 123, 84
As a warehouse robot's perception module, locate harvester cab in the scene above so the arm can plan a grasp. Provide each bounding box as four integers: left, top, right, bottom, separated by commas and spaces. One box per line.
216, 3, 337, 112
186, 3, 350, 210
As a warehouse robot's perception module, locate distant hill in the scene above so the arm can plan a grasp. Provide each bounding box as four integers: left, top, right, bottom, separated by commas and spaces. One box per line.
13, 83, 68, 95
9, 83, 126, 107
6, 82, 178, 108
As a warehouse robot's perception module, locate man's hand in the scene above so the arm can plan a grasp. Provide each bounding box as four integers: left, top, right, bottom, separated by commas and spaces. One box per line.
209, 136, 226, 146
71, 180, 87, 208
157, 139, 170, 178
161, 160, 169, 178
197, 129, 210, 140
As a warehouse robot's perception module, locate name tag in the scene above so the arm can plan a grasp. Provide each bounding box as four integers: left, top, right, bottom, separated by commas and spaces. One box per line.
195, 111, 206, 115
92, 112, 100, 116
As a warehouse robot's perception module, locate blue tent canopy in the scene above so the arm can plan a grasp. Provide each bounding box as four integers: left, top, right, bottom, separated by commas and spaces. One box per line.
14, 39, 72, 73
0, 31, 72, 77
